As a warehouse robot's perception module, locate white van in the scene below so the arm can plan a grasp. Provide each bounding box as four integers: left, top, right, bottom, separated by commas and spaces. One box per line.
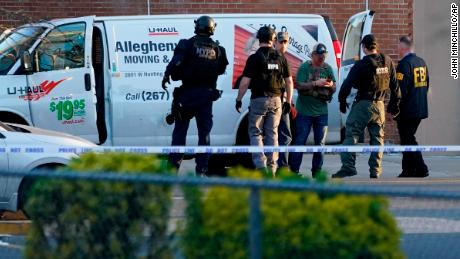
0, 12, 374, 150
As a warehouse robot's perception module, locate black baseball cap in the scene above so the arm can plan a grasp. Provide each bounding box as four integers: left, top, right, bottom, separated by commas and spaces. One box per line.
361, 34, 377, 46
312, 43, 328, 54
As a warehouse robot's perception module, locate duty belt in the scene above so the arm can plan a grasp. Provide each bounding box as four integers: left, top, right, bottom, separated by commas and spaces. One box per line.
252, 91, 281, 99
356, 91, 385, 102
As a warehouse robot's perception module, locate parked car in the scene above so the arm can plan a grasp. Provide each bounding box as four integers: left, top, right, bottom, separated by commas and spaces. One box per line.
0, 121, 95, 212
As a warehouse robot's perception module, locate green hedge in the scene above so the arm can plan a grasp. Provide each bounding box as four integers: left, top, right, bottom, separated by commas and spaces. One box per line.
24, 153, 173, 259
180, 168, 403, 259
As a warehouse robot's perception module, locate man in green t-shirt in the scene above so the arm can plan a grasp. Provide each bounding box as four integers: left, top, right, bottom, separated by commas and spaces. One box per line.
289, 43, 336, 177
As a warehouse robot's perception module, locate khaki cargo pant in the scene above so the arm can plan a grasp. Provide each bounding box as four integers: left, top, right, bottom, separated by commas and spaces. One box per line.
340, 100, 385, 175
248, 97, 282, 174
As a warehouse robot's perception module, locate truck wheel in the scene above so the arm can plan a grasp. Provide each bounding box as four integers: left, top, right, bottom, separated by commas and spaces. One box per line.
18, 177, 35, 218
19, 164, 64, 217
234, 116, 255, 169
340, 126, 346, 144
208, 154, 227, 177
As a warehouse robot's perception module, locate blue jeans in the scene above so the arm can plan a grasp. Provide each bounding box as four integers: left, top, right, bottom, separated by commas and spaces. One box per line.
277, 113, 292, 168
289, 114, 328, 173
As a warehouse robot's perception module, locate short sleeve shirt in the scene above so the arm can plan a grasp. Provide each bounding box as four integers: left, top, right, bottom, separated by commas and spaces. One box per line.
296, 61, 335, 116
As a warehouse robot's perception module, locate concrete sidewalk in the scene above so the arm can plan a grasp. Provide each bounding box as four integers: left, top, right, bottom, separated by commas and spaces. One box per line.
177, 154, 460, 196
180, 154, 460, 180
301, 154, 460, 179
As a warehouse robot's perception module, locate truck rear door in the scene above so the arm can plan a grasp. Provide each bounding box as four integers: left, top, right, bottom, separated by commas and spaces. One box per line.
338, 10, 375, 132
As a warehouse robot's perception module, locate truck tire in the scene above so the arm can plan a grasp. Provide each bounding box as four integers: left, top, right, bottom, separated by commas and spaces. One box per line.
234, 116, 254, 169
19, 164, 64, 217
207, 154, 227, 176
340, 126, 346, 144
208, 115, 255, 176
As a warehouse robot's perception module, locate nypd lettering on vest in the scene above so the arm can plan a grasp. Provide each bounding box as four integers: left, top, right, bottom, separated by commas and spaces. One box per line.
196, 47, 216, 60
267, 63, 279, 70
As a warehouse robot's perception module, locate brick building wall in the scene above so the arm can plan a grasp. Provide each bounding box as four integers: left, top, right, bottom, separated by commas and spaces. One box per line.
0, 0, 413, 143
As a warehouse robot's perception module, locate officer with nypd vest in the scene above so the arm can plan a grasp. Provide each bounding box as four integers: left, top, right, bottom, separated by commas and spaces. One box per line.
396, 36, 429, 178
333, 34, 401, 179
162, 15, 229, 176
235, 26, 293, 175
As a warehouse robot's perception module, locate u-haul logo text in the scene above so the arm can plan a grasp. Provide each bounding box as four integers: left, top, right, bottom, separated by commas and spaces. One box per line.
148, 27, 179, 36
7, 78, 68, 101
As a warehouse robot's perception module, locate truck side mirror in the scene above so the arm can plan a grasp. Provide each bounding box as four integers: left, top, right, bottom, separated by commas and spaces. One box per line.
22, 50, 33, 74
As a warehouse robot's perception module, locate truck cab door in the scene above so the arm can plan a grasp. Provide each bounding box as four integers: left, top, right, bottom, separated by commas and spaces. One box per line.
26, 16, 99, 143
0, 26, 48, 125
338, 10, 375, 133
0, 132, 9, 207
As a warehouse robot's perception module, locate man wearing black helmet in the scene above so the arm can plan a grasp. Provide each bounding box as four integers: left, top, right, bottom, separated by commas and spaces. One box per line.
235, 26, 293, 175
333, 34, 401, 179
289, 43, 336, 178
162, 16, 229, 176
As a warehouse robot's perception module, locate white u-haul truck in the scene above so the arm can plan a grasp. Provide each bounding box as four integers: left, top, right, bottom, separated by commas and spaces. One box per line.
0, 12, 374, 151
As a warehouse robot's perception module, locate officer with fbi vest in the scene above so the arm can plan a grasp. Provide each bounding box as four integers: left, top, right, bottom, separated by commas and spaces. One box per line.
235, 26, 293, 175
396, 36, 429, 178
162, 15, 229, 176
333, 34, 401, 179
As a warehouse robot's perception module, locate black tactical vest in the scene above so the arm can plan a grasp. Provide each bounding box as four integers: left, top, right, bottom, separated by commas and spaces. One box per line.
182, 36, 220, 87
368, 54, 390, 93
356, 54, 390, 101
250, 48, 284, 97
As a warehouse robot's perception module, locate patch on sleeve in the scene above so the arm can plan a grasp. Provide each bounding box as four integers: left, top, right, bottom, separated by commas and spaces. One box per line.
397, 72, 404, 81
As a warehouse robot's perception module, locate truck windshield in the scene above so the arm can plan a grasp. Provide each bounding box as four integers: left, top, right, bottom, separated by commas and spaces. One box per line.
0, 26, 45, 75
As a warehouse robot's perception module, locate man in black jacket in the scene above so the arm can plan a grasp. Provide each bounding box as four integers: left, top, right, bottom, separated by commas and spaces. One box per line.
333, 34, 401, 179
396, 36, 429, 177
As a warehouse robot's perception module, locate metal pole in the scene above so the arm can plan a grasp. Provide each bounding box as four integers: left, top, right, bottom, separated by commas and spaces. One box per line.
366, 0, 369, 10
147, 0, 151, 15
249, 187, 262, 259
